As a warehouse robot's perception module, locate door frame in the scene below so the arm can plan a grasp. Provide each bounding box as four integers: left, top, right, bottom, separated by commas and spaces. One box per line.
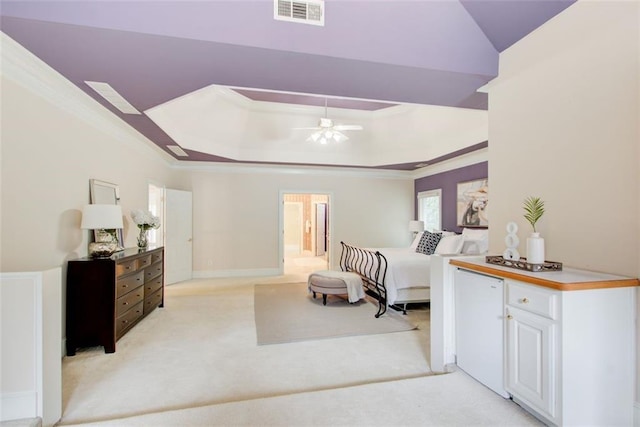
278, 190, 333, 275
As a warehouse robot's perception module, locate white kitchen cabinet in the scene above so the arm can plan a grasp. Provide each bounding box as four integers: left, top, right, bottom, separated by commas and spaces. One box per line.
505, 281, 557, 422
451, 259, 637, 426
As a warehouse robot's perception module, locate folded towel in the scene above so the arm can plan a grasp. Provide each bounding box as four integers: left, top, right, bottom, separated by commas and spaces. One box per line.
308, 270, 365, 303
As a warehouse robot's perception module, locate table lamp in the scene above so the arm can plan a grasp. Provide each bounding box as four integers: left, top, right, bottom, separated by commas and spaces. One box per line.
409, 220, 425, 236
81, 204, 124, 258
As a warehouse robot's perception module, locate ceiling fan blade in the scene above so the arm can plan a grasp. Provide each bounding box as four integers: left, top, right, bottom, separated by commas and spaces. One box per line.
334, 125, 363, 131
293, 127, 322, 130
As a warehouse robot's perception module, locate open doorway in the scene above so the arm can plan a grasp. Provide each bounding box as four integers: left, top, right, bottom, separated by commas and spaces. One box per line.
281, 192, 330, 275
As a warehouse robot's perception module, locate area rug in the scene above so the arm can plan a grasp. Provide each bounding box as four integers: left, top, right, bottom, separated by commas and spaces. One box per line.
254, 282, 417, 345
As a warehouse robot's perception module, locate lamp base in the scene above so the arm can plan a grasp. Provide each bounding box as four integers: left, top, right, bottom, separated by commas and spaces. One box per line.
88, 241, 117, 258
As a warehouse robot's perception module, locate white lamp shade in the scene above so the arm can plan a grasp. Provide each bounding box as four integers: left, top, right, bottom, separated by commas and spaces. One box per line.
81, 204, 123, 229
409, 220, 425, 232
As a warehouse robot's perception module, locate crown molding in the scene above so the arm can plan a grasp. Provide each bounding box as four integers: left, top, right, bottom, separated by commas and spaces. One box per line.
169, 160, 412, 179
411, 147, 488, 179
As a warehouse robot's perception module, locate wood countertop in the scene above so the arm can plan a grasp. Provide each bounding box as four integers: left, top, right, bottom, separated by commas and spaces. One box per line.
449, 257, 640, 291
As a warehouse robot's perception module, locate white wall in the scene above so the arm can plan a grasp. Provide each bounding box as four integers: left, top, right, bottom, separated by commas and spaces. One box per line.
488, 0, 639, 404
186, 165, 413, 276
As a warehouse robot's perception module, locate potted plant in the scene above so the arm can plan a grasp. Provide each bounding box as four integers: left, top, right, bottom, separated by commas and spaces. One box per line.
523, 196, 545, 264
523, 196, 545, 233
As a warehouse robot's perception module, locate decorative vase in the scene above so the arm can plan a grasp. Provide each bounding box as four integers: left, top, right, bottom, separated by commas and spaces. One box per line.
137, 228, 149, 249
526, 232, 545, 264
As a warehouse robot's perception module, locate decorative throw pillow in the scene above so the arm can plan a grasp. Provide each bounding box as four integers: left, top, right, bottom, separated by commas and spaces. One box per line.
415, 231, 442, 255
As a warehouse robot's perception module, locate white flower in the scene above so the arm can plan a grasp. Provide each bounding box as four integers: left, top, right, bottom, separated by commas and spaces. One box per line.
131, 209, 160, 230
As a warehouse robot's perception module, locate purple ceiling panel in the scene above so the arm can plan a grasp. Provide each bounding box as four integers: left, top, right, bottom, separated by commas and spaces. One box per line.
0, 2, 573, 169
460, 0, 577, 52
1, 16, 491, 109
0, 1, 499, 76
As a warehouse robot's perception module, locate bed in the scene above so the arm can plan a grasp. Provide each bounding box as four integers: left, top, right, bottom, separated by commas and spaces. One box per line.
339, 228, 488, 317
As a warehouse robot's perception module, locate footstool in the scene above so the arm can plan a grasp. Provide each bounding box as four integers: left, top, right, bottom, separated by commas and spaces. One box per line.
308, 270, 364, 305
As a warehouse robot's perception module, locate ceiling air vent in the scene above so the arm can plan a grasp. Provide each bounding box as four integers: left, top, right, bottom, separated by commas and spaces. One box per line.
274, 0, 324, 26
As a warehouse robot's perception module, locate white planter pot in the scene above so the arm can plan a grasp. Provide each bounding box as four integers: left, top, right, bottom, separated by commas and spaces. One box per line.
526, 232, 545, 264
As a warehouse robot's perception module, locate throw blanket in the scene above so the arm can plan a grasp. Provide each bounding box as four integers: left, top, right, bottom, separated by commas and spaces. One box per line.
308, 270, 365, 303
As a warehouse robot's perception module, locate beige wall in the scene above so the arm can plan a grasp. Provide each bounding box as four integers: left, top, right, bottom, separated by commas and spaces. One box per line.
488, 0, 639, 401
0, 67, 187, 273
187, 167, 413, 275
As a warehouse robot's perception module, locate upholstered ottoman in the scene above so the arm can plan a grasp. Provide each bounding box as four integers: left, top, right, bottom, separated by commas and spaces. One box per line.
308, 270, 365, 305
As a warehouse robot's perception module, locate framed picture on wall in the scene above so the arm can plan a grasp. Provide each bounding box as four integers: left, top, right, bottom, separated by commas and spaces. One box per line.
457, 179, 489, 227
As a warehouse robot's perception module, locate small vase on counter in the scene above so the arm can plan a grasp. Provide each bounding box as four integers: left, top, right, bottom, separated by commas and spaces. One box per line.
526, 232, 545, 264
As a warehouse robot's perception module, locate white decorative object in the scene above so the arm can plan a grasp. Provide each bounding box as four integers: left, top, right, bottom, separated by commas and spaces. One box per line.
503, 221, 520, 260
526, 232, 545, 264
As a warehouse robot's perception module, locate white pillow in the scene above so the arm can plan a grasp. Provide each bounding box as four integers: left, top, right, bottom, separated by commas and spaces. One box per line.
461, 228, 489, 254
409, 231, 425, 250
435, 234, 465, 255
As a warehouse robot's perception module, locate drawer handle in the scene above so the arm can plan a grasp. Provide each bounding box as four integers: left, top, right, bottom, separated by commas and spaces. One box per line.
520, 297, 529, 304
507, 314, 513, 320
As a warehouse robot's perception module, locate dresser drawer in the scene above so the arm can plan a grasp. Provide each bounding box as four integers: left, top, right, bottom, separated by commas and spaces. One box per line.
144, 288, 163, 315
116, 286, 144, 317
145, 262, 163, 281
116, 259, 138, 277
145, 274, 163, 296
116, 271, 144, 298
136, 255, 153, 270
151, 250, 163, 264
116, 301, 143, 338
507, 280, 557, 320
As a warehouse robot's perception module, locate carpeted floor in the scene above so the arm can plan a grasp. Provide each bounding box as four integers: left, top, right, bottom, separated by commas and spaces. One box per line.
59, 275, 541, 426
254, 282, 416, 345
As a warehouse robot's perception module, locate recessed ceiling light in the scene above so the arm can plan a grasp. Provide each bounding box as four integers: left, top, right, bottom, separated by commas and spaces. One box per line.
167, 145, 189, 157
84, 81, 141, 115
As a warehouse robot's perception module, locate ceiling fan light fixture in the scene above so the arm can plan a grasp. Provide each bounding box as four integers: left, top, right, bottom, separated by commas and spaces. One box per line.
307, 128, 349, 144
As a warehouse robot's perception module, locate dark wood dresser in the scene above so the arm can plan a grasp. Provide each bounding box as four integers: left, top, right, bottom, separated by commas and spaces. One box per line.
66, 246, 164, 355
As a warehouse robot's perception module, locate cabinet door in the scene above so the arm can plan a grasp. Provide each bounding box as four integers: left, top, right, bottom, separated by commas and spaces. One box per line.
506, 306, 556, 420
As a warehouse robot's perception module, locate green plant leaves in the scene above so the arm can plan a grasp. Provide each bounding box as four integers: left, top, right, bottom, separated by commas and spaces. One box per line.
523, 196, 545, 232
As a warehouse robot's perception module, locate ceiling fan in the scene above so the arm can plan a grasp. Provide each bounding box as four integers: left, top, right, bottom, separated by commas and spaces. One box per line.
296, 98, 363, 144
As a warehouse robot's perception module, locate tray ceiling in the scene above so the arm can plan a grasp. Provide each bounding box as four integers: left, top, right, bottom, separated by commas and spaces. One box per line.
0, 1, 575, 170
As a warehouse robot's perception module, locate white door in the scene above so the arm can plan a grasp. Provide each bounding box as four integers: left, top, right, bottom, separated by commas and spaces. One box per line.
165, 189, 193, 285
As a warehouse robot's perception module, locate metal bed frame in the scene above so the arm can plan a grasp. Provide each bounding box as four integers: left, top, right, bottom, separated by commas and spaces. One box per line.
339, 241, 388, 318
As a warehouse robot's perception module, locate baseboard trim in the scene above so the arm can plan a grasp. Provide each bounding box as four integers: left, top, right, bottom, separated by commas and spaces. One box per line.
634, 401, 640, 427
193, 268, 281, 279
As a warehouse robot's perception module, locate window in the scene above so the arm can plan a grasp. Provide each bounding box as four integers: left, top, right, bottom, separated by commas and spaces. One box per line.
418, 189, 442, 232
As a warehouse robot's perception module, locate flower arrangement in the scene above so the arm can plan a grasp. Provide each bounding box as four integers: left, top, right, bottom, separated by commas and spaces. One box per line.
131, 209, 160, 248
523, 196, 545, 233
131, 209, 160, 231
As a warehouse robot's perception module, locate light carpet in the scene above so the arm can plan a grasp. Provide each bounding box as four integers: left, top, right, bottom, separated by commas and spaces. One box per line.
71, 370, 542, 426
254, 282, 417, 345
58, 276, 540, 426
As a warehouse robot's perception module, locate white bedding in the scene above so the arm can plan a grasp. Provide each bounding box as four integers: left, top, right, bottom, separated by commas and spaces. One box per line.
368, 247, 432, 305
